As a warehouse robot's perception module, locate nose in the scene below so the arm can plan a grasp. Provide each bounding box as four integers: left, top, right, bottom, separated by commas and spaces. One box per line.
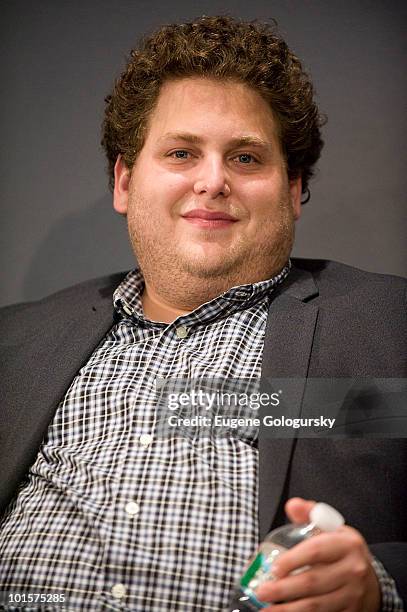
193, 156, 231, 198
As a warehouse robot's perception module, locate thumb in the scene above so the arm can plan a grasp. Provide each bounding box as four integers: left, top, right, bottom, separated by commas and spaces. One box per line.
285, 497, 316, 524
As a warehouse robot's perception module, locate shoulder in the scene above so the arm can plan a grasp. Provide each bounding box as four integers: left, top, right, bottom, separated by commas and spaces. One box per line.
289, 259, 406, 375
291, 257, 406, 304
0, 272, 128, 342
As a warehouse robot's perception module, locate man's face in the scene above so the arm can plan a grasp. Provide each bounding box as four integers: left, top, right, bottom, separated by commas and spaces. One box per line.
114, 77, 301, 296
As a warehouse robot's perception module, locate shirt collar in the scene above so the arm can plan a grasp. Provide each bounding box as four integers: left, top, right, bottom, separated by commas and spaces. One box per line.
113, 261, 291, 326
113, 268, 146, 320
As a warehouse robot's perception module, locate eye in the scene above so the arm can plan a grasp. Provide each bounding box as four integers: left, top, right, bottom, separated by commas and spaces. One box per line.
169, 150, 191, 159
234, 153, 258, 164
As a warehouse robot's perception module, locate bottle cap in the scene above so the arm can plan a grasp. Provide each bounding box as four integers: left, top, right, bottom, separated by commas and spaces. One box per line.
309, 503, 345, 531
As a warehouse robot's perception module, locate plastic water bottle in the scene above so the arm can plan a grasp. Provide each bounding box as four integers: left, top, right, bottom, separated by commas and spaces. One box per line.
227, 502, 345, 611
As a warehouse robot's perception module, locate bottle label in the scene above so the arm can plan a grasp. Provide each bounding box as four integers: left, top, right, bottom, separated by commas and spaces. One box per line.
238, 552, 272, 609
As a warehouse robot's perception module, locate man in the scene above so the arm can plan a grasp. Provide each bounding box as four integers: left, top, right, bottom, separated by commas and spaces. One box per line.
0, 15, 405, 612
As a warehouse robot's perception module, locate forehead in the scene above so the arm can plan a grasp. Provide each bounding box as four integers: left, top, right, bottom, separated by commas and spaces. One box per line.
144, 76, 281, 148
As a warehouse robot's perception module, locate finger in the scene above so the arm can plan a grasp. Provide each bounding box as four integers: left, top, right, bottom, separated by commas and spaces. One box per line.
284, 497, 316, 524
256, 558, 348, 604
261, 585, 350, 612
271, 528, 366, 578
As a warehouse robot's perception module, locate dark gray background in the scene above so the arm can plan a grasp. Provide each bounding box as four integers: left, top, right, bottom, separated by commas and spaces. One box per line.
1, 0, 406, 307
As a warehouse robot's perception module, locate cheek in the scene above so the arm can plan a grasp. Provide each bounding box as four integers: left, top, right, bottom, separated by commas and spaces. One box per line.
144, 171, 193, 213
244, 190, 280, 220
243, 175, 285, 205
165, 171, 193, 194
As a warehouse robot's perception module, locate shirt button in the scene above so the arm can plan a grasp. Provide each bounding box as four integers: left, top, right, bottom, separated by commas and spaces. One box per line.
175, 325, 188, 339
139, 433, 153, 448
122, 302, 133, 316
111, 583, 126, 599
125, 501, 140, 516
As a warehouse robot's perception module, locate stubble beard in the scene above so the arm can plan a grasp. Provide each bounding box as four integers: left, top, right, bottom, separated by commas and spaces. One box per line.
126, 192, 295, 310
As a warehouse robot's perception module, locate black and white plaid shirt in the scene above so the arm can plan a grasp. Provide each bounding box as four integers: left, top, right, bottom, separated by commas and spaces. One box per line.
0, 265, 402, 611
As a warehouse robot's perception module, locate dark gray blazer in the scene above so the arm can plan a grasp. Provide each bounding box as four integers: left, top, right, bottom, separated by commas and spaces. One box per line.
1, 259, 406, 600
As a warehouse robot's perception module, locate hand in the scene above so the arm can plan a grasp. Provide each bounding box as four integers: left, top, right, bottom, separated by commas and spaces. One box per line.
255, 497, 381, 611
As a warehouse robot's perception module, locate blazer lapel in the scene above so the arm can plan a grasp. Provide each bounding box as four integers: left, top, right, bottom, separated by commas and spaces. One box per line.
258, 266, 319, 539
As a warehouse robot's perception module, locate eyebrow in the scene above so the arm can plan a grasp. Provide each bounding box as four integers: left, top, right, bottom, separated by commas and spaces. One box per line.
157, 132, 274, 151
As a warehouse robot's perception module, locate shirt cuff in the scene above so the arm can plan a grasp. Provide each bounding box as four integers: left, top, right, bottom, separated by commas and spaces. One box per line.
371, 556, 404, 611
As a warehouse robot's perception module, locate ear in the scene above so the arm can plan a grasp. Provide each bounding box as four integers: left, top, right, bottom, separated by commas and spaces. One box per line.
289, 176, 302, 221
113, 155, 131, 215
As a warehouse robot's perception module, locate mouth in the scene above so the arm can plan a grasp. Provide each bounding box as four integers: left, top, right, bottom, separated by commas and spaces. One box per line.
181, 208, 238, 229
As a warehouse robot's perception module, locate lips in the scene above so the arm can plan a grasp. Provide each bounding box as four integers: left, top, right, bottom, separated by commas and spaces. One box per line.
181, 208, 237, 229
182, 209, 237, 221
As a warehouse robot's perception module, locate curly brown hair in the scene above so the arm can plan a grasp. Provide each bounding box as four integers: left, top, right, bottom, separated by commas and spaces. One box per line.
101, 15, 324, 198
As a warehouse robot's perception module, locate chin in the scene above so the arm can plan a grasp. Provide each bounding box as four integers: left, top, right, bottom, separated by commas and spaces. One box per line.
180, 256, 238, 279
179, 242, 242, 271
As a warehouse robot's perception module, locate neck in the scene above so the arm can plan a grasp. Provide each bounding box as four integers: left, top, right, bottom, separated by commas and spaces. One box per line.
141, 284, 192, 323
141, 272, 247, 322
140, 260, 290, 323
